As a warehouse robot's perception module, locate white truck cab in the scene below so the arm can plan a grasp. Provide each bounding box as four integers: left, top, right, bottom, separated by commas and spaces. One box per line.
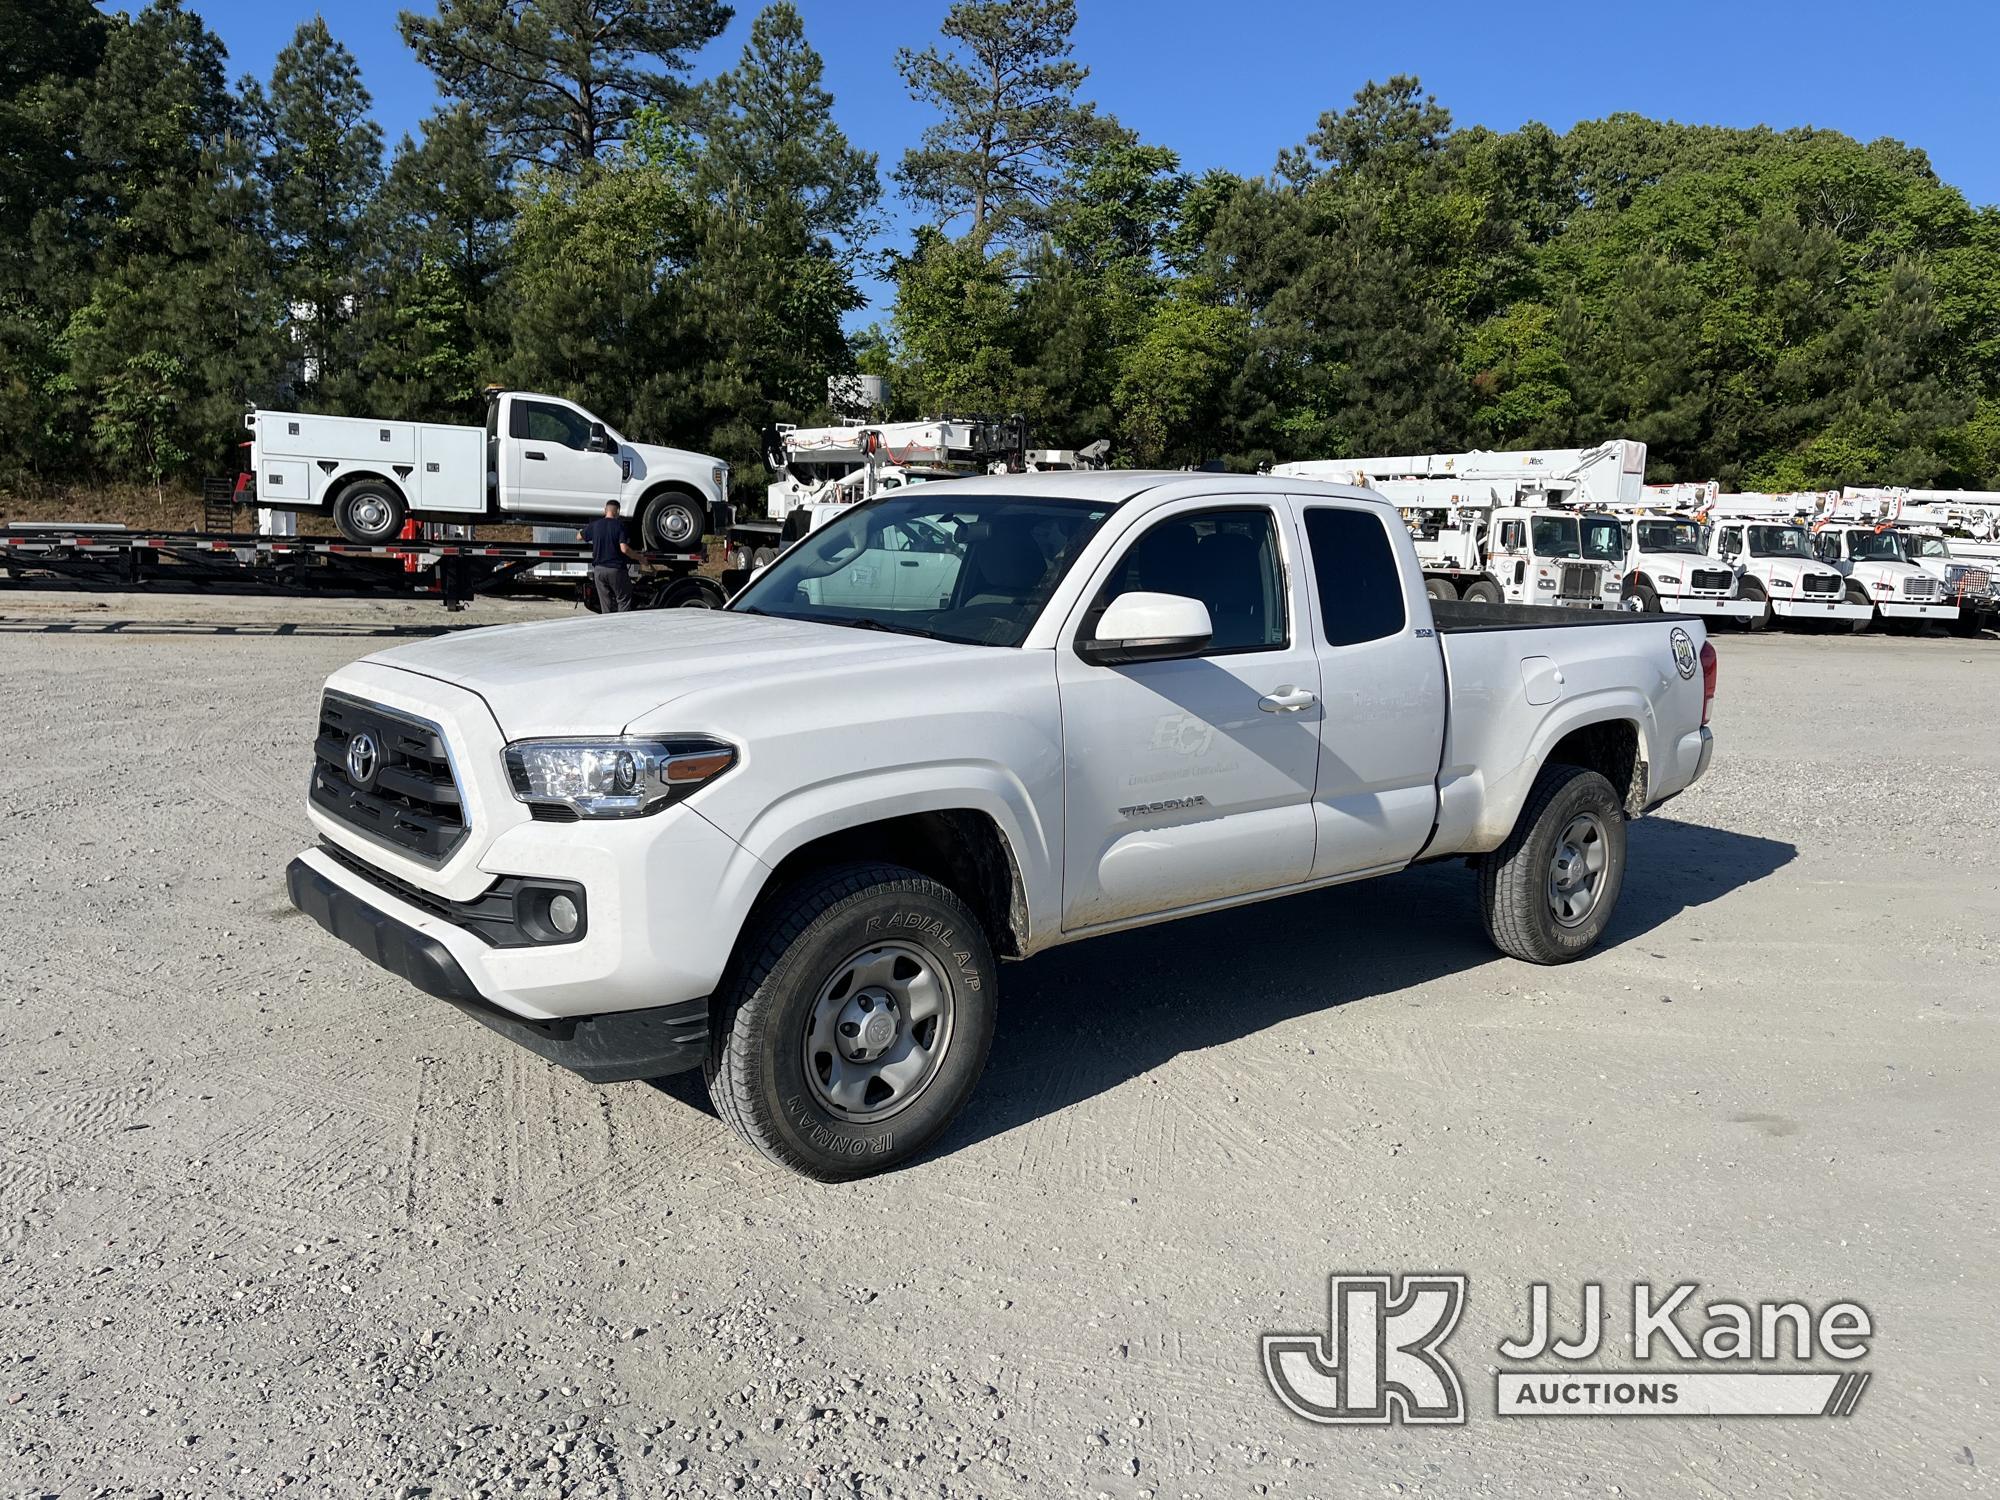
1810, 524, 1958, 627
1614, 512, 1760, 621
247, 388, 730, 548
1706, 499, 1870, 629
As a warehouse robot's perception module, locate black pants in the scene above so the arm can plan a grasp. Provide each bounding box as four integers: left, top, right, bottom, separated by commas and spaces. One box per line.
592, 565, 634, 613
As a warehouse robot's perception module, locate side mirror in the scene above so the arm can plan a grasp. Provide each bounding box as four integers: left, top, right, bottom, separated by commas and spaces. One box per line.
1078, 591, 1213, 666
587, 422, 614, 454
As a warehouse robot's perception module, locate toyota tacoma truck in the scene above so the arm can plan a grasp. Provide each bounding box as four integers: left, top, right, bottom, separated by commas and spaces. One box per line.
288, 473, 1718, 1179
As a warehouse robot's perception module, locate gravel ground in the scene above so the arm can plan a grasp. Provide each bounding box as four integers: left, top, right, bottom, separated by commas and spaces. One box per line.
0, 591, 1994, 1500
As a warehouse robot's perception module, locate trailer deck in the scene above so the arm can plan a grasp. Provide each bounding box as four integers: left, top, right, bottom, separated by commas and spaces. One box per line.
0, 524, 727, 611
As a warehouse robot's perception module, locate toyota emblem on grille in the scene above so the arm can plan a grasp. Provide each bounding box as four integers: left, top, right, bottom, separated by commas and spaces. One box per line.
346, 730, 381, 788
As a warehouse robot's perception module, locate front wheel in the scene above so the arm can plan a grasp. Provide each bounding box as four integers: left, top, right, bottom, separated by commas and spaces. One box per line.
641, 491, 704, 552
1478, 764, 1627, 965
333, 482, 407, 544
1738, 577, 1770, 632
705, 863, 998, 1180
1627, 582, 1660, 614
1844, 582, 1876, 633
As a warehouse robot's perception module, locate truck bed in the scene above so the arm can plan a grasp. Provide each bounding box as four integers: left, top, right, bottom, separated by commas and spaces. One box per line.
1432, 599, 1687, 631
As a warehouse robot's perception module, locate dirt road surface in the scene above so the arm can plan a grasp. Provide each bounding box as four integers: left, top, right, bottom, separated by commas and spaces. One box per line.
1, 591, 1993, 1498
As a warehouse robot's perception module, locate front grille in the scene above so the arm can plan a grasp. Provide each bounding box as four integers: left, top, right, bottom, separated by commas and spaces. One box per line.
1690, 568, 1732, 591
1803, 573, 1843, 595
1948, 565, 1993, 598
1902, 575, 1938, 598
1558, 563, 1599, 601
311, 693, 468, 864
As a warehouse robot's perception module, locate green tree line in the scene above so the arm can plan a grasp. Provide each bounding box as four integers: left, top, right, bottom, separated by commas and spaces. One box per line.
3, 0, 1997, 499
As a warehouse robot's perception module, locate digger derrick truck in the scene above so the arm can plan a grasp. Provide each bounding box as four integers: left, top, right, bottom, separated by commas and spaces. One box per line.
1272, 441, 1647, 610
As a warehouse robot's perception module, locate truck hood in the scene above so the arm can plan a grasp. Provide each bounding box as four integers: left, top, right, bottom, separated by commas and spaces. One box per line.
362, 609, 970, 738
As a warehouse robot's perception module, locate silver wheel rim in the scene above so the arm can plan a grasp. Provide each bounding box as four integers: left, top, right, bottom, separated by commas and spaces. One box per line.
1547, 812, 1609, 928
654, 504, 697, 545
803, 942, 955, 1123
350, 494, 392, 536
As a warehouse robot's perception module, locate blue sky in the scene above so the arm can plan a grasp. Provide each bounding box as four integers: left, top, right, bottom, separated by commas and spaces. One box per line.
174, 0, 2000, 321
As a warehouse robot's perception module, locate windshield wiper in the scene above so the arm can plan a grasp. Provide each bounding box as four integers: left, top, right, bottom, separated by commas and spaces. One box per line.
827, 614, 955, 641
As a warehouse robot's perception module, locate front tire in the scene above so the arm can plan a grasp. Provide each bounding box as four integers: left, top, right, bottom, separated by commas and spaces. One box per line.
1478, 764, 1627, 965
1628, 582, 1660, 614
705, 863, 997, 1180
333, 482, 406, 544
1844, 581, 1876, 633
1738, 577, 1771, 632
641, 491, 704, 552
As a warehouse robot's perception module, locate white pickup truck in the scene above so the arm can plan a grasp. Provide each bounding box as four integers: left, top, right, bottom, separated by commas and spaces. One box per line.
288, 473, 1717, 1179
246, 388, 730, 549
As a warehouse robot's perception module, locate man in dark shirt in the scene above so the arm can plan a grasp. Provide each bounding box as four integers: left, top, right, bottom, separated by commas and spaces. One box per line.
583, 500, 640, 613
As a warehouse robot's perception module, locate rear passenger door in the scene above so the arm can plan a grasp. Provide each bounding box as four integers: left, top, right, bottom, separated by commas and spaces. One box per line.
1293, 499, 1447, 877
1055, 500, 1321, 930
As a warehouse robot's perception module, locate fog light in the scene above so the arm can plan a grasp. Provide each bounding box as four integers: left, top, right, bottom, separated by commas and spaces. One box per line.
548, 893, 580, 936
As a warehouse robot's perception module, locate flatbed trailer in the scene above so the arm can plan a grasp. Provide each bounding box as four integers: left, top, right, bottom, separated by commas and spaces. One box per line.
0, 524, 728, 612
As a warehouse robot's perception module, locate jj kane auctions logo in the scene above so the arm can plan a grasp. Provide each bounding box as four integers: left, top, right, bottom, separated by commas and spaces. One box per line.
1264, 1275, 1873, 1423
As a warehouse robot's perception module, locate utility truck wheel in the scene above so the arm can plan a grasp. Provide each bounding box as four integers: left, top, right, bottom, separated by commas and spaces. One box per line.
1738, 577, 1770, 632
1844, 582, 1875, 633
1424, 576, 1458, 602
705, 863, 997, 1181
1461, 579, 1502, 606
1628, 582, 1660, 614
751, 546, 777, 569
641, 492, 703, 551
334, 482, 406, 544
1478, 764, 1627, 965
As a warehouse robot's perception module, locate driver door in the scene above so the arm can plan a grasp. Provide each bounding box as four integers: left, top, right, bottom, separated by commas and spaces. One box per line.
504, 397, 621, 516
1055, 499, 1320, 931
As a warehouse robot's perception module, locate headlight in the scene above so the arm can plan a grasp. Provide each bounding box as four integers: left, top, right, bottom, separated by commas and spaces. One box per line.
711, 464, 728, 497
1770, 577, 1793, 589
1655, 573, 1681, 584
504, 736, 736, 819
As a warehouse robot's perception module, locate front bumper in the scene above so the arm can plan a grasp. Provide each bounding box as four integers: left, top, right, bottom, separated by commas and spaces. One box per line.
1877, 599, 1958, 621
1666, 596, 1761, 620
287, 857, 708, 1082
1772, 598, 1871, 620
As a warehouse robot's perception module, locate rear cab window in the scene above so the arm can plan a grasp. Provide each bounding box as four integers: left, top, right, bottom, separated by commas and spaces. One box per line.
1301, 505, 1407, 646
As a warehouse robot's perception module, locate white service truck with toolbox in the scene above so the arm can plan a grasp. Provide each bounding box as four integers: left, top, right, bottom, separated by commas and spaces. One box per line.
287, 472, 1718, 1179
246, 388, 731, 549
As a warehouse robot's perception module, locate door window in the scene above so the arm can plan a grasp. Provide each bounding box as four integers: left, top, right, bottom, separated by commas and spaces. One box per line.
510, 400, 591, 450
1301, 506, 1406, 647
1091, 508, 1285, 653
1499, 520, 1525, 551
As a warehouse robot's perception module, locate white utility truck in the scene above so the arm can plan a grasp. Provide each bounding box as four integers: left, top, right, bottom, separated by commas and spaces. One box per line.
1273, 441, 1646, 609
1597, 484, 1759, 622
1704, 496, 1873, 630
1805, 496, 1959, 629
288, 471, 1717, 1179
246, 388, 731, 548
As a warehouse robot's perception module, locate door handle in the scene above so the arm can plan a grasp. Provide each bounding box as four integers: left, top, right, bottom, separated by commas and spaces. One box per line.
1258, 685, 1317, 713
525, 450, 547, 461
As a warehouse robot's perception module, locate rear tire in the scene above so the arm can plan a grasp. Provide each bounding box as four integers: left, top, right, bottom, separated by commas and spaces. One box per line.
1424, 576, 1459, 602
1478, 764, 1627, 965
705, 863, 998, 1180
1461, 578, 1503, 606
333, 482, 407, 544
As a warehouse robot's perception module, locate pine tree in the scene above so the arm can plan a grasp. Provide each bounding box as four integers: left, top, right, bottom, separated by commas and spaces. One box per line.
246, 17, 384, 407
894, 0, 1109, 241
400, 0, 731, 170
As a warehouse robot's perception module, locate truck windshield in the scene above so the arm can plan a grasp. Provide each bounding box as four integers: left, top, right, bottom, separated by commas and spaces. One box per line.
1637, 520, 1704, 554
1530, 514, 1623, 560
1748, 525, 1811, 558
730, 495, 1114, 646
1847, 530, 1907, 562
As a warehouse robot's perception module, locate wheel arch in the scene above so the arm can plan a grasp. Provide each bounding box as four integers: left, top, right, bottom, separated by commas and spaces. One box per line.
323, 468, 409, 510
737, 807, 1033, 963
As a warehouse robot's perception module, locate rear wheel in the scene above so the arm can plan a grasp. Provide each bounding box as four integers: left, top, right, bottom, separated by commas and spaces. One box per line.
333, 482, 406, 544
1478, 764, 1627, 965
1424, 576, 1459, 602
640, 491, 704, 552
705, 863, 998, 1180
1461, 578, 1503, 606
